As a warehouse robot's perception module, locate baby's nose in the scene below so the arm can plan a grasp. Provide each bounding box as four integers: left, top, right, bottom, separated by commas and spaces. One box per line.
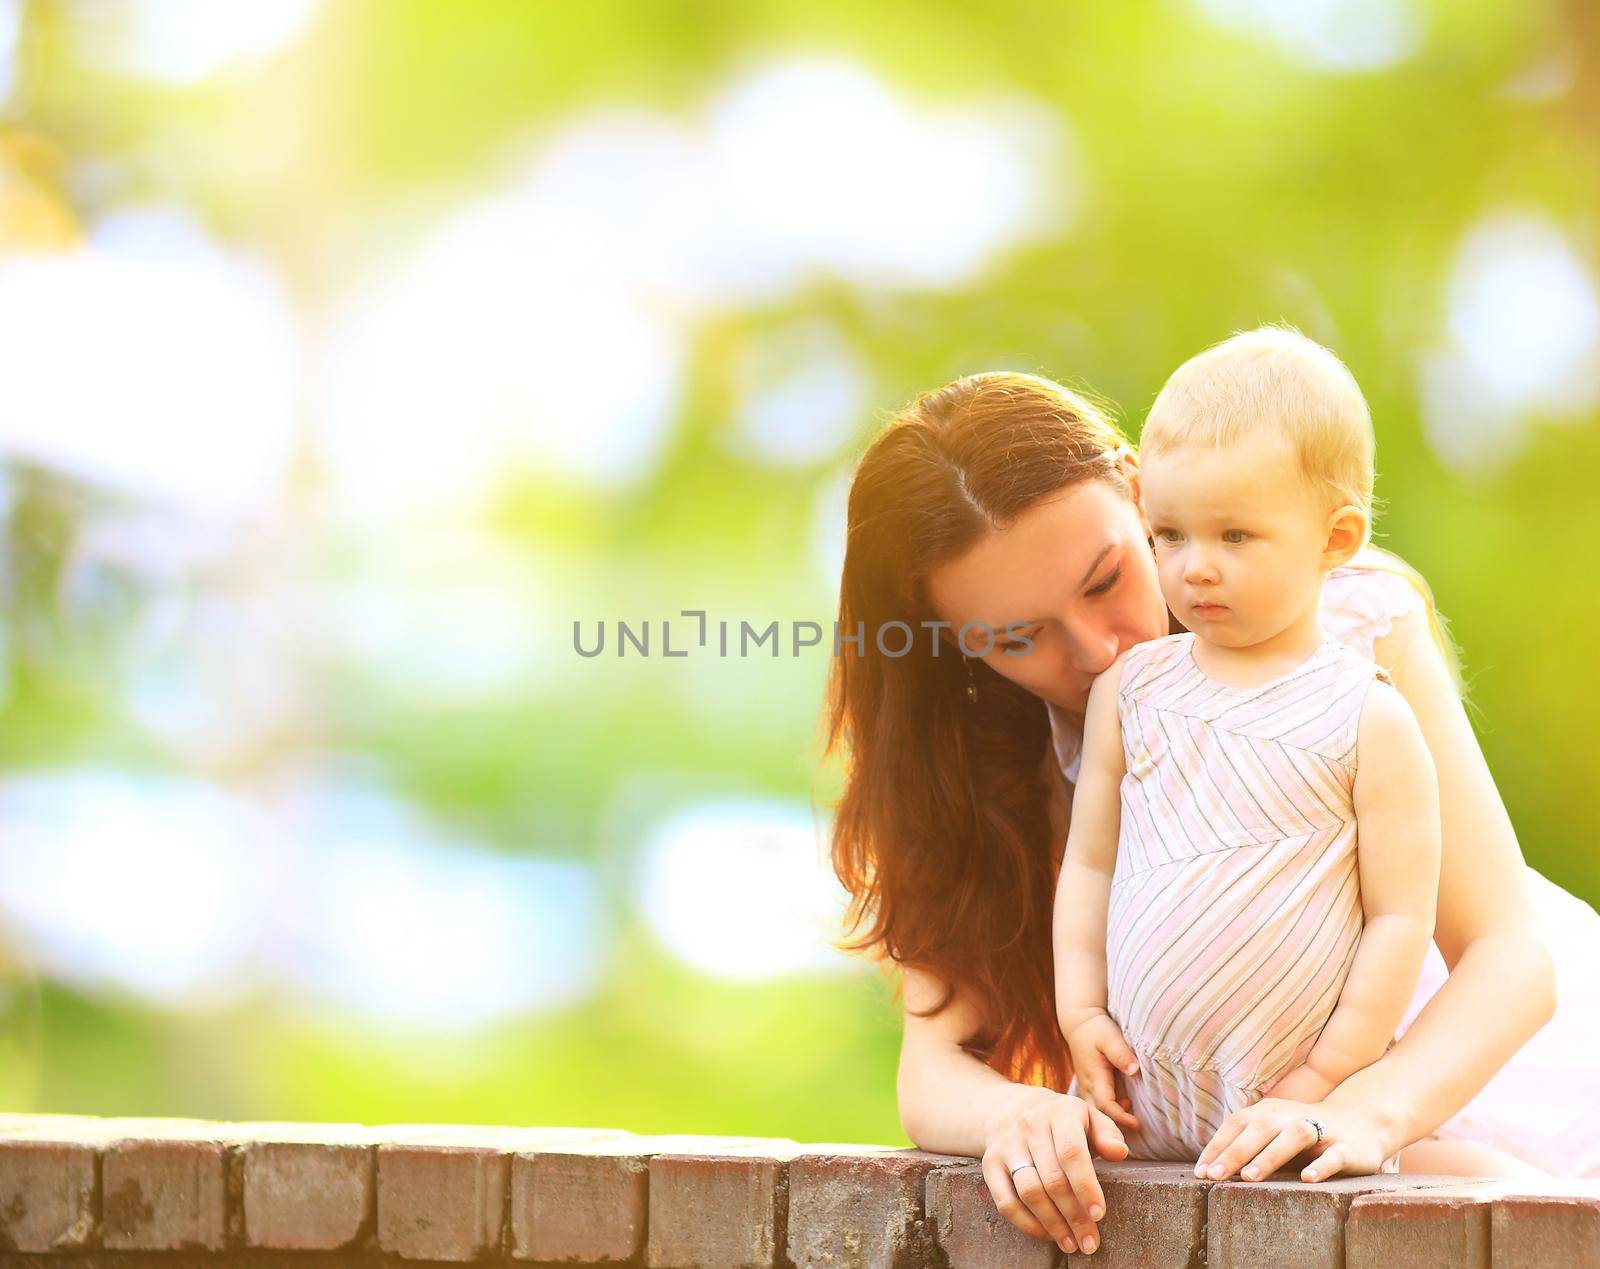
1182, 551, 1219, 583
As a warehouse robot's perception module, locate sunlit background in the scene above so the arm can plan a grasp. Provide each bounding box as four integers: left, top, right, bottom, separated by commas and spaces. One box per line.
0, 0, 1595, 1142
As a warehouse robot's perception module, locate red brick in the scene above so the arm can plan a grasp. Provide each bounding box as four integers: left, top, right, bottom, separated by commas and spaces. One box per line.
925, 1162, 1061, 1268
1207, 1171, 1469, 1269
787, 1146, 971, 1269
238, 1122, 387, 1251
100, 1121, 260, 1251
510, 1133, 771, 1263
376, 1124, 628, 1261
1072, 1162, 1211, 1268
16, 1116, 1600, 1266
1346, 1184, 1501, 1268
1490, 1184, 1600, 1269
0, 1118, 141, 1252
0, 1118, 221, 1253
646, 1138, 816, 1269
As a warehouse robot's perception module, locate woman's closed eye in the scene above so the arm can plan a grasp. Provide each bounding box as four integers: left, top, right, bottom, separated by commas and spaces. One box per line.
1086, 565, 1122, 597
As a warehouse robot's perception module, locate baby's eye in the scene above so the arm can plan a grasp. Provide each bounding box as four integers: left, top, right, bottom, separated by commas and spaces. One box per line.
1155, 528, 1183, 543
1223, 529, 1250, 544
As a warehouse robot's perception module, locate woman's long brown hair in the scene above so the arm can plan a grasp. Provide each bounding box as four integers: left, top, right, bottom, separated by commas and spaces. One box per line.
822, 371, 1133, 1090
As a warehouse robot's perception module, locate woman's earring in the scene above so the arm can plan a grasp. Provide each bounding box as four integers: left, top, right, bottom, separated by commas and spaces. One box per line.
964, 657, 979, 703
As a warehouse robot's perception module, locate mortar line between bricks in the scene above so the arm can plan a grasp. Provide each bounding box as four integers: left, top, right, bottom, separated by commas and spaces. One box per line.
497, 1141, 513, 1259
775, 1160, 794, 1269
359, 1142, 378, 1251
90, 1138, 104, 1254
224, 1141, 243, 1251
915, 1167, 952, 1269
640, 1154, 652, 1268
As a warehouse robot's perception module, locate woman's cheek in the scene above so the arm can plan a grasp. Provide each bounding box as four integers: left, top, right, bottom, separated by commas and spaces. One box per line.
1116, 587, 1161, 644
991, 648, 1053, 694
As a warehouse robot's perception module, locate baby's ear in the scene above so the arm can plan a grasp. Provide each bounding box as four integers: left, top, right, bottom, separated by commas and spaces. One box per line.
1321, 503, 1367, 569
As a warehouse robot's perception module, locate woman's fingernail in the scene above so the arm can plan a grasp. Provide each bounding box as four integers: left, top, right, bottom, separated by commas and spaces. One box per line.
1243, 1166, 1258, 1180
1060, 1236, 1076, 1253
1208, 1164, 1225, 1178
1082, 1234, 1098, 1254
1088, 1203, 1103, 1220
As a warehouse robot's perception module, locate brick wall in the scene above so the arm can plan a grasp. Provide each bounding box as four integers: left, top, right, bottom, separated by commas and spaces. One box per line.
0, 1115, 1594, 1266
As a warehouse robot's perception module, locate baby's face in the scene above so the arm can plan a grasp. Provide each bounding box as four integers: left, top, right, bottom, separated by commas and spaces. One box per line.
1139, 439, 1335, 648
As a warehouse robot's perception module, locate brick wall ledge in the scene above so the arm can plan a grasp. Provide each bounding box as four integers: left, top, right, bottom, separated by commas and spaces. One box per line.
0, 1116, 1594, 1267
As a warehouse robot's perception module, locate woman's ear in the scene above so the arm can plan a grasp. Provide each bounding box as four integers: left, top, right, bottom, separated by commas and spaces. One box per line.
1115, 447, 1145, 516
1116, 446, 1141, 501
1322, 504, 1367, 570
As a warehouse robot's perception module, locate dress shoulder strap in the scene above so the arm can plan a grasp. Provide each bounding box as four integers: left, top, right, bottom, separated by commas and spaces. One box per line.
1318, 641, 1397, 768
1117, 632, 1194, 700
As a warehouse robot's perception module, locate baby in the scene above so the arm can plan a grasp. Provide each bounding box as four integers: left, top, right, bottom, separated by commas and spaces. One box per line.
1052, 327, 1441, 1164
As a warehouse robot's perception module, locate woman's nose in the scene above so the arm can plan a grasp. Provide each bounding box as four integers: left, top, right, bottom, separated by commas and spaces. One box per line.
1066, 622, 1121, 676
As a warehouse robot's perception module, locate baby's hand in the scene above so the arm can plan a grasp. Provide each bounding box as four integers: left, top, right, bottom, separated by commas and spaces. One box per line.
1262, 1064, 1337, 1104
1064, 1012, 1142, 1135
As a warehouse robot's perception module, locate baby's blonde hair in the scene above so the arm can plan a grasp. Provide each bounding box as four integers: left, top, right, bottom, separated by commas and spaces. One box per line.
1141, 325, 1374, 531
1143, 324, 1465, 691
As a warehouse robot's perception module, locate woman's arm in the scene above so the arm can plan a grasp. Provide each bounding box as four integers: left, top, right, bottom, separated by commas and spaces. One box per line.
1328, 610, 1556, 1135
898, 962, 1127, 1256
1197, 611, 1557, 1180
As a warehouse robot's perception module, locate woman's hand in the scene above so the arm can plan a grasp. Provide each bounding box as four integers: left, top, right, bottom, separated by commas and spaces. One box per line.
1194, 1095, 1393, 1183
981, 1085, 1130, 1256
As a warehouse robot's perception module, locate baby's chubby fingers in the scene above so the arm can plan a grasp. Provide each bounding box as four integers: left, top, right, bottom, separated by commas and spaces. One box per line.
1097, 1025, 1141, 1082
1098, 1097, 1141, 1135
1086, 1104, 1130, 1162
1080, 1056, 1141, 1135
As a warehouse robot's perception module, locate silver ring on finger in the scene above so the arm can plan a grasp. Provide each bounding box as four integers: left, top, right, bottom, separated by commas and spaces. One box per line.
1008, 1161, 1038, 1178
1304, 1117, 1325, 1145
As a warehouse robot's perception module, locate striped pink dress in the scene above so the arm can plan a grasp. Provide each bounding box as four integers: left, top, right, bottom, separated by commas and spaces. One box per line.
1107, 631, 1391, 1160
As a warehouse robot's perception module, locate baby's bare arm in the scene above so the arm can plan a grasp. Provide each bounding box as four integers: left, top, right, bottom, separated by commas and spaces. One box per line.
1053, 659, 1127, 1037
1297, 679, 1441, 1087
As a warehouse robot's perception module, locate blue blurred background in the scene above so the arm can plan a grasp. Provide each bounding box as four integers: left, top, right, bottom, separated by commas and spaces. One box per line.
0, 0, 1594, 1143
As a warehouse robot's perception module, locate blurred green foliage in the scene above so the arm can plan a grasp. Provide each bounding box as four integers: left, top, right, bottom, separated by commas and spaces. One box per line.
0, 0, 1595, 1142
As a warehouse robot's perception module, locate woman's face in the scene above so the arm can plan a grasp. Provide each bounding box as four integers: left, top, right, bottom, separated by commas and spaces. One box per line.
925, 467, 1169, 716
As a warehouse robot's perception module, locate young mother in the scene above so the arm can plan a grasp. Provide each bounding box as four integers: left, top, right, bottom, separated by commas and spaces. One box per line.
821, 369, 1600, 1257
